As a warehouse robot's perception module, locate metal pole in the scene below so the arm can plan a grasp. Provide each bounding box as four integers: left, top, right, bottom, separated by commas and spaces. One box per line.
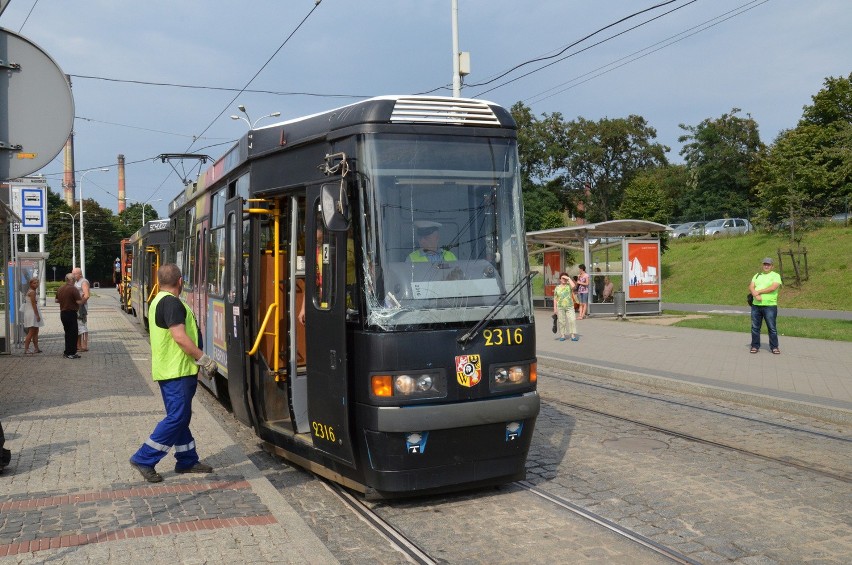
60, 212, 77, 268
451, 0, 460, 97
79, 176, 85, 279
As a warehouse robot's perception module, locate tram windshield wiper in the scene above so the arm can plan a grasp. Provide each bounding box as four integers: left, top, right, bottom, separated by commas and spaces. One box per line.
457, 271, 537, 347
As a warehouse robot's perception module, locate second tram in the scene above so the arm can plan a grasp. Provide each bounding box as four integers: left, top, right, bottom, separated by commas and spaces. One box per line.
128, 96, 539, 497
127, 219, 171, 327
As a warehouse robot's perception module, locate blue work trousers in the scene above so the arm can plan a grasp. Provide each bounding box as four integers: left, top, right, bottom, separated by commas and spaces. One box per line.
750, 305, 779, 350
131, 376, 200, 470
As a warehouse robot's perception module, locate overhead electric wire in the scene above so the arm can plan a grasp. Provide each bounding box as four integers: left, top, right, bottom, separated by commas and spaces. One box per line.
16, 0, 40, 33
75, 116, 228, 141
186, 1, 324, 151
523, 0, 769, 106
472, 0, 701, 98
414, 0, 690, 97
134, 1, 324, 207
468, 0, 684, 89
69, 74, 371, 100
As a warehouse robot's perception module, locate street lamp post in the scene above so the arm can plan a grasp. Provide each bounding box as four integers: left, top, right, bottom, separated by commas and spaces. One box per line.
230, 105, 281, 129
141, 199, 162, 226
59, 211, 79, 269
78, 168, 109, 280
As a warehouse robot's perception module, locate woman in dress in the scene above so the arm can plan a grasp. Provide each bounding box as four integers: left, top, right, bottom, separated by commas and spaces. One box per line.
22, 277, 44, 354
576, 264, 590, 319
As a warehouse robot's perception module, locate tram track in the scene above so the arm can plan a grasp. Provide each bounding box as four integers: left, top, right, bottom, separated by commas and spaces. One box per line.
324, 482, 439, 565
547, 371, 851, 442
323, 473, 699, 565
542, 394, 852, 483
516, 481, 699, 565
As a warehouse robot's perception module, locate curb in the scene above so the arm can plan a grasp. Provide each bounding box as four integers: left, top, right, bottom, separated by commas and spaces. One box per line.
537, 354, 852, 427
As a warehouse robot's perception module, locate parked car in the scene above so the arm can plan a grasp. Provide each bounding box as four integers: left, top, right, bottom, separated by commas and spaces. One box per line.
703, 218, 753, 236
830, 212, 850, 224
671, 221, 706, 238
666, 223, 681, 230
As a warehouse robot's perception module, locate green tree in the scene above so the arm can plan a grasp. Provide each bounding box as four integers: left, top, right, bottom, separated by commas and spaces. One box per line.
116, 202, 159, 238
800, 72, 852, 127
616, 169, 675, 224
678, 109, 764, 220
79, 198, 122, 284
553, 115, 669, 223
755, 73, 852, 229
522, 181, 563, 232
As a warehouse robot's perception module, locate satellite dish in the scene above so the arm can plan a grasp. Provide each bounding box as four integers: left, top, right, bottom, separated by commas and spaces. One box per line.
0, 28, 75, 180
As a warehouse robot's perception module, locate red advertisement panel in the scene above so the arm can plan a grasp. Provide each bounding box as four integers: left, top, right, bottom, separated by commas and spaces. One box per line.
543, 251, 561, 297
627, 241, 660, 299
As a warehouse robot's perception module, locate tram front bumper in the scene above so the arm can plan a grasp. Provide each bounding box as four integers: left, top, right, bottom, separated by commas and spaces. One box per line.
356, 392, 540, 495
357, 391, 540, 433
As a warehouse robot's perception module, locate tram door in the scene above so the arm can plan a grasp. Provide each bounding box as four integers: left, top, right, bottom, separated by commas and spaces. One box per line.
224, 196, 253, 426
304, 188, 355, 466
141, 246, 161, 325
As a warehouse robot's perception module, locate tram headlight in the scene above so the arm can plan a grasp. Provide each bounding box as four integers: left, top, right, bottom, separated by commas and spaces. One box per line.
370, 371, 446, 401
490, 363, 535, 391
395, 374, 416, 394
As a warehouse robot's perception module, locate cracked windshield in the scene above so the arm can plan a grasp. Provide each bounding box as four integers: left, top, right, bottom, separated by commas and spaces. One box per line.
357, 134, 531, 328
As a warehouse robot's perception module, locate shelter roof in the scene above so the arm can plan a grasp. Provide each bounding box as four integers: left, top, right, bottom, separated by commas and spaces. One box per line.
526, 220, 668, 253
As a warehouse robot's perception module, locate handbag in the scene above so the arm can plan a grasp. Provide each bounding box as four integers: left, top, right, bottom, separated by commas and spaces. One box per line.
551, 313, 558, 333
747, 271, 759, 306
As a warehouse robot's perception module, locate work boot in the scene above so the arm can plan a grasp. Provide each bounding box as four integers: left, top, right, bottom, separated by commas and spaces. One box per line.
175, 462, 213, 474
129, 458, 163, 483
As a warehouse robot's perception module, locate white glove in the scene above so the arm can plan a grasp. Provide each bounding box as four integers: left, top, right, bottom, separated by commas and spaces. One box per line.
196, 353, 217, 375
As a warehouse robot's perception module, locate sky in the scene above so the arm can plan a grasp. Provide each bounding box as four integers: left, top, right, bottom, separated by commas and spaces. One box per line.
1, 0, 849, 219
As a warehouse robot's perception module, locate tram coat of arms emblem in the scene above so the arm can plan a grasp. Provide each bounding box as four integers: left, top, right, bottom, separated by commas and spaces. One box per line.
455, 354, 482, 387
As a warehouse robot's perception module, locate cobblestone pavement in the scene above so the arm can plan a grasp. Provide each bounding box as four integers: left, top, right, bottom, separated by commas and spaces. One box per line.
0, 293, 335, 564
525, 370, 852, 564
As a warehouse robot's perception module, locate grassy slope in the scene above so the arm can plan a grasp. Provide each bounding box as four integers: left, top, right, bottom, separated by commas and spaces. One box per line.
661, 225, 852, 311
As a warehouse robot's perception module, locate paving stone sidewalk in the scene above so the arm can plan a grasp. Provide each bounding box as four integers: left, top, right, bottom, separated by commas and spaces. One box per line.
0, 293, 336, 564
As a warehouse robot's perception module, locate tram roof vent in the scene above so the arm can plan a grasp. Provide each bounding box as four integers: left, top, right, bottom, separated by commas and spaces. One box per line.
390, 97, 501, 126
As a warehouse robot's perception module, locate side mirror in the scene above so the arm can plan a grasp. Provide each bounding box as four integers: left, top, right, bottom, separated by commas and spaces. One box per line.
320, 182, 350, 232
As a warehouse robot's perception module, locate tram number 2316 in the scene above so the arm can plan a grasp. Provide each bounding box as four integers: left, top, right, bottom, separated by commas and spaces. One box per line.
483, 327, 524, 347
311, 421, 336, 443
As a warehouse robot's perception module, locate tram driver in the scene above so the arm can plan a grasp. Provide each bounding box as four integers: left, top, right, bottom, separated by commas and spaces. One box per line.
407, 221, 457, 263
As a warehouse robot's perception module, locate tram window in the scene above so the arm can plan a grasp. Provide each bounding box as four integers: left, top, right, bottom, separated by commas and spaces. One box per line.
241, 213, 250, 307
227, 212, 237, 304
182, 208, 196, 290
208, 226, 225, 297
313, 207, 335, 311
236, 174, 249, 201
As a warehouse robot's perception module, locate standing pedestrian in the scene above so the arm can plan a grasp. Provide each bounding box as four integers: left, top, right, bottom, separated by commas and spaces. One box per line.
21, 277, 44, 354
72, 268, 90, 352
54, 274, 82, 359
553, 272, 578, 341
749, 257, 782, 354
576, 264, 590, 319
130, 263, 217, 483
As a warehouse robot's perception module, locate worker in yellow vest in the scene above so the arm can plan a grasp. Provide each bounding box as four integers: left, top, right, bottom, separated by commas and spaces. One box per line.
407, 221, 457, 263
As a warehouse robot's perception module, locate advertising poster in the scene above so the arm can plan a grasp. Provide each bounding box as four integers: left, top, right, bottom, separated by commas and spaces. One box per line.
543, 251, 561, 297
627, 241, 660, 299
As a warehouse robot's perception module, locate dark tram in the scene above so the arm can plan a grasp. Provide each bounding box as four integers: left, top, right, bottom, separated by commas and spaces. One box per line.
128, 96, 539, 497
126, 219, 170, 327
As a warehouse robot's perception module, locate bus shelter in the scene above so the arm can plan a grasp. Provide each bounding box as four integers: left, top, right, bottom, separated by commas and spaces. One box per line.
527, 220, 668, 316
0, 200, 21, 353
